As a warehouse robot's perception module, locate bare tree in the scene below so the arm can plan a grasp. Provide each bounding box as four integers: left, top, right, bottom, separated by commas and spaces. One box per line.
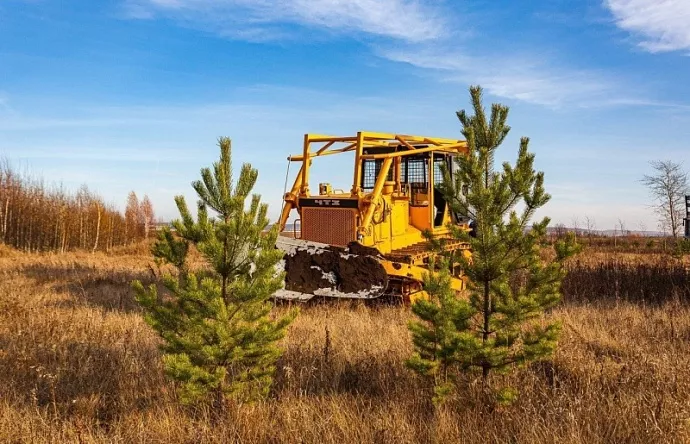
139, 195, 155, 239
125, 191, 140, 244
92, 201, 102, 253
584, 215, 596, 244
641, 160, 689, 238
613, 218, 628, 247
617, 218, 629, 236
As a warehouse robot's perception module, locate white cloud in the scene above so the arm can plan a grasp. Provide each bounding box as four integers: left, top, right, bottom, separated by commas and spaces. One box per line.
119, 1, 670, 108
380, 47, 631, 108
604, 0, 690, 52
124, 0, 446, 42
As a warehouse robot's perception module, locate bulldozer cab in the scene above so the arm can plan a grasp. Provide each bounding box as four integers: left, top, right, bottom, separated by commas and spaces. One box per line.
360, 152, 454, 227
278, 132, 470, 255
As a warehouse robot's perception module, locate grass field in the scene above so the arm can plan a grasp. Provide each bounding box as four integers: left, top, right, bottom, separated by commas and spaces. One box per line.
0, 244, 689, 443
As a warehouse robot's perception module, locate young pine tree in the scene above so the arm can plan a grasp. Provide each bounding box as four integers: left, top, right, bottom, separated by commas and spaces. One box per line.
408, 86, 579, 402
133, 137, 296, 405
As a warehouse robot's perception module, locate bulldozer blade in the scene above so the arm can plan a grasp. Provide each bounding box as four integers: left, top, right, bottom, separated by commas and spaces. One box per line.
273, 235, 388, 301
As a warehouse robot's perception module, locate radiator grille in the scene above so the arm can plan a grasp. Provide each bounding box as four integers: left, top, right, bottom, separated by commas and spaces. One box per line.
302, 208, 356, 246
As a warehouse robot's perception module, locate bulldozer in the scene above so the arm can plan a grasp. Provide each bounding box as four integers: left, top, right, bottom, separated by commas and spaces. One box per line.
273, 131, 472, 303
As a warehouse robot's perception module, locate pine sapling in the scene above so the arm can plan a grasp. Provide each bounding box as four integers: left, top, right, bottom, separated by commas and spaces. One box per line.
133, 137, 296, 405
408, 86, 579, 403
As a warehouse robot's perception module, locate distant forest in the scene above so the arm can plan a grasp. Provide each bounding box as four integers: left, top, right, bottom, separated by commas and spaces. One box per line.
0, 159, 155, 253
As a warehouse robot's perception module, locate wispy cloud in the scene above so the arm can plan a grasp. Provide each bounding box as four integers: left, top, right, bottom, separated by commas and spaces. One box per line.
604, 0, 690, 52
380, 47, 634, 108
119, 1, 666, 108
123, 0, 447, 42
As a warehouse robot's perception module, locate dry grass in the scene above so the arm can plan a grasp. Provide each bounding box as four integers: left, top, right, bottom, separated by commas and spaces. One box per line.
562, 261, 690, 305
0, 248, 689, 443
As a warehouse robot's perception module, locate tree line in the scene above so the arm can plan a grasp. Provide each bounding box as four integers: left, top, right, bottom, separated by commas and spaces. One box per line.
0, 159, 155, 252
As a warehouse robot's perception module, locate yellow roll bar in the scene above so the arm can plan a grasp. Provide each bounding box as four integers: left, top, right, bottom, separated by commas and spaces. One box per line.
277, 131, 468, 233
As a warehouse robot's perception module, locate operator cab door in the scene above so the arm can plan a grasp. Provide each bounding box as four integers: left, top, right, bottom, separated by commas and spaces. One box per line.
401, 152, 451, 231
361, 149, 457, 232
399, 154, 428, 231
432, 153, 454, 228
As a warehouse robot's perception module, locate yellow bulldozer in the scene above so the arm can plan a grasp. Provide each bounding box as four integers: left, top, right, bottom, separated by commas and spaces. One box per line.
274, 131, 472, 303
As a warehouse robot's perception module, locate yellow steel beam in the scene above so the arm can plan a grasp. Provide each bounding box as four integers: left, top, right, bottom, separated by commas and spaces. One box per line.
351, 132, 365, 195
300, 134, 310, 196
422, 138, 442, 146
307, 132, 466, 146
277, 162, 305, 232
360, 146, 443, 160
395, 135, 418, 152
290, 143, 467, 162
360, 131, 398, 140
315, 140, 336, 154
359, 157, 393, 235
290, 141, 465, 162
402, 135, 465, 144
306, 135, 358, 143
288, 143, 356, 161
359, 132, 464, 145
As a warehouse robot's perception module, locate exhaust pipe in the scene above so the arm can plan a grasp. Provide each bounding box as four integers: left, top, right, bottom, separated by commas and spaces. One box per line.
685, 195, 690, 239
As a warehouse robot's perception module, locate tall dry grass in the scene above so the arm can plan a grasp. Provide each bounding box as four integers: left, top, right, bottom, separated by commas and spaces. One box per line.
0, 248, 688, 443
562, 260, 690, 305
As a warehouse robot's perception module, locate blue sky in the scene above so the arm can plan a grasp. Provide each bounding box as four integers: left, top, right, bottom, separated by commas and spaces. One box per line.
1, 0, 689, 231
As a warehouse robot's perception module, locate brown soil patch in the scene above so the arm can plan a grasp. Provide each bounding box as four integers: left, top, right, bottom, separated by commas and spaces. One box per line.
284, 245, 388, 295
